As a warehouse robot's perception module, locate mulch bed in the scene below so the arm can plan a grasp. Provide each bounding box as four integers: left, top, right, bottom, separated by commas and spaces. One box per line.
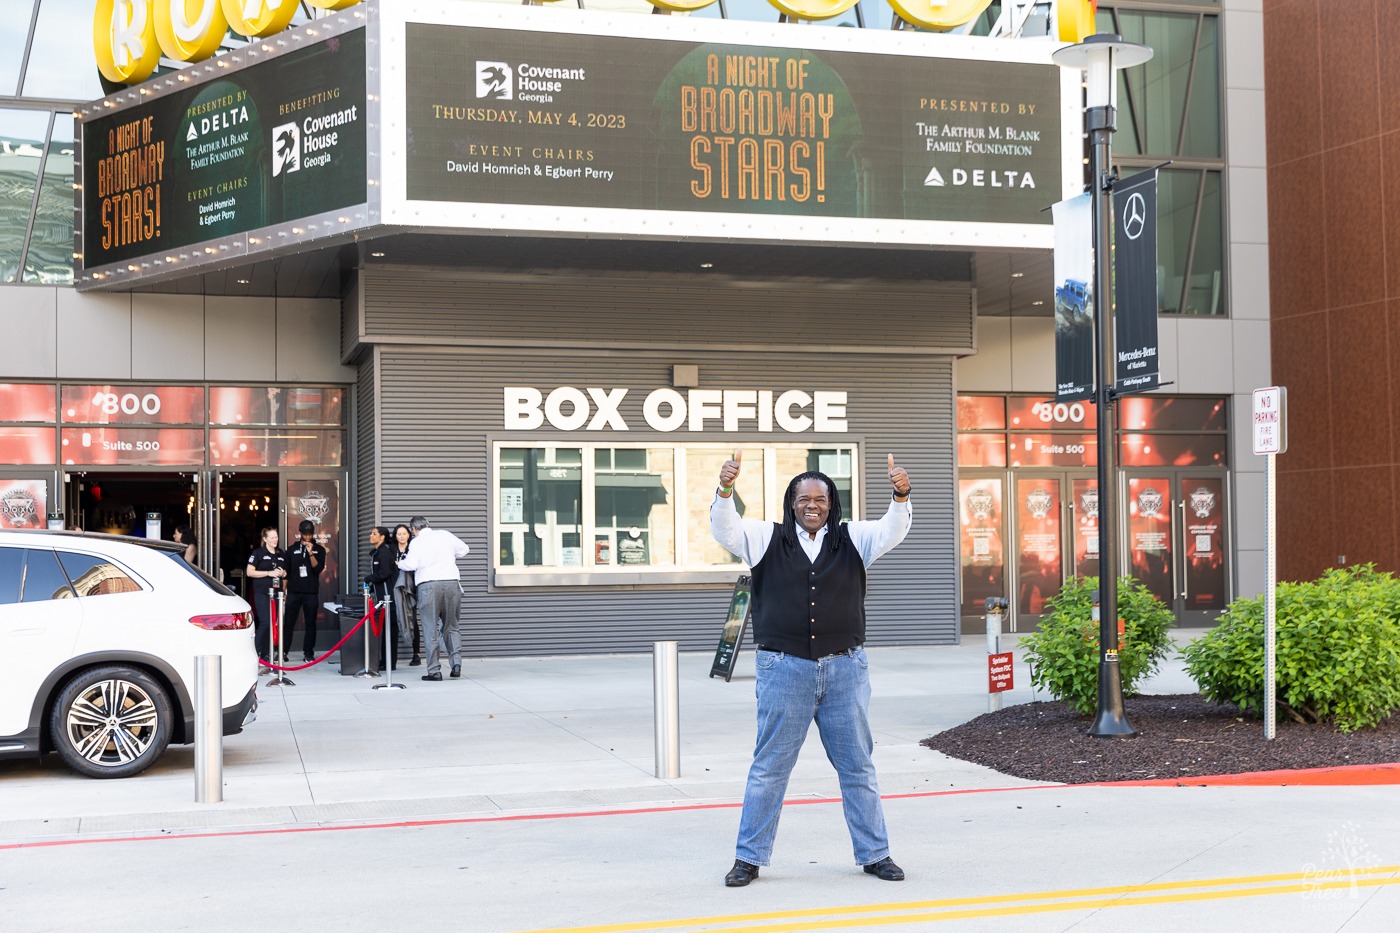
922, 694, 1400, 784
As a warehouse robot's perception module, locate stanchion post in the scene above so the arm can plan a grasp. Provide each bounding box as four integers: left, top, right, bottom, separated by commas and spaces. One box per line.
372, 586, 405, 691
268, 590, 295, 686
195, 654, 222, 803
653, 640, 680, 779
986, 597, 1005, 713
355, 583, 378, 678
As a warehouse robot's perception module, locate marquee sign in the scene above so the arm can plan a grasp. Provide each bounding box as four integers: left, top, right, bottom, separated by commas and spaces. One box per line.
77, 4, 1079, 288
381, 4, 1079, 252
77, 10, 368, 285
92, 0, 1091, 87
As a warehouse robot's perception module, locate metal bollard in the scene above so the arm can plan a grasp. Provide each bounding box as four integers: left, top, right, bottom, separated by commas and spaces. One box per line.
652, 641, 680, 779
986, 597, 1007, 712
195, 654, 222, 803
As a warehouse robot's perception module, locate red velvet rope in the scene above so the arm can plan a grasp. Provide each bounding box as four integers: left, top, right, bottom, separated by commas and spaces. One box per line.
262, 604, 383, 673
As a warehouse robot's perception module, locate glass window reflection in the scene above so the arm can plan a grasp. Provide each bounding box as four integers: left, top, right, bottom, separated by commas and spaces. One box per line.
23, 111, 72, 284
1102, 8, 1221, 159
0, 107, 49, 283
22, 0, 104, 100
499, 447, 584, 568
593, 447, 675, 567
1158, 169, 1225, 316
0, 1, 36, 97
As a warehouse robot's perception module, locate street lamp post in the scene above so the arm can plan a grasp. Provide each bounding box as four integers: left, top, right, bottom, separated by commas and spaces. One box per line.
1052, 34, 1153, 739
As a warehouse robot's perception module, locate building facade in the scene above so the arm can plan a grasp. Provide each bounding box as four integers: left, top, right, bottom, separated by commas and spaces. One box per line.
0, 0, 1270, 655
1263, 0, 1400, 583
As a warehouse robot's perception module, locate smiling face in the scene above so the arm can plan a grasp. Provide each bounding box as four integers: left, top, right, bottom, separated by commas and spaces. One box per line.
792, 478, 831, 535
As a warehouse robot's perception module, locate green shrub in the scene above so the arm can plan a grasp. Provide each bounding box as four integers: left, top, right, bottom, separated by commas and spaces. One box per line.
1020, 576, 1176, 716
1183, 565, 1400, 732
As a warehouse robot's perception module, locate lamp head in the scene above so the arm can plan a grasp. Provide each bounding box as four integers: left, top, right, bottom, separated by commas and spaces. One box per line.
1052, 33, 1154, 111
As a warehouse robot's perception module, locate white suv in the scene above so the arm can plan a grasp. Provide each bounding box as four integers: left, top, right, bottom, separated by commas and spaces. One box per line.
0, 530, 258, 778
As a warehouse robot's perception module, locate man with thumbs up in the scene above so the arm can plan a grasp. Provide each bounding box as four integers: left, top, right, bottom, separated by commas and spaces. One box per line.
712, 450, 912, 887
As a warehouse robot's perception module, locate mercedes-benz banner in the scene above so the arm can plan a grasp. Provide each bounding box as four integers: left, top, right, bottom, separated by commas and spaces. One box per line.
1113, 170, 1160, 393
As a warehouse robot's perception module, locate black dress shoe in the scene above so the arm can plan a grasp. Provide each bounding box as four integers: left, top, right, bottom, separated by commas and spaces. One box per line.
409, 656, 422, 667
450, 665, 462, 678
724, 860, 759, 887
863, 857, 904, 881
421, 672, 442, 681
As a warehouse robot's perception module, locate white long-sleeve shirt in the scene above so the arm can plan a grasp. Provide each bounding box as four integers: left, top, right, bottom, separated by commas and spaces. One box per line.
396, 527, 469, 582
710, 492, 911, 568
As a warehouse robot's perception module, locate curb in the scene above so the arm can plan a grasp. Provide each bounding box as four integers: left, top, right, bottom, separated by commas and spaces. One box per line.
1086, 761, 1400, 788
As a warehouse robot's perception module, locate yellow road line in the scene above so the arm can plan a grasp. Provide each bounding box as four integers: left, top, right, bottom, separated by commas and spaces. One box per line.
509, 865, 1400, 933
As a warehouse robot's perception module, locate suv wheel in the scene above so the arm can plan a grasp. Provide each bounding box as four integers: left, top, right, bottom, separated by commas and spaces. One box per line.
50, 667, 173, 778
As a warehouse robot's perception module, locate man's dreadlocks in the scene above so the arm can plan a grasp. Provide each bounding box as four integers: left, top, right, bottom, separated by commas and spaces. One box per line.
779, 470, 844, 553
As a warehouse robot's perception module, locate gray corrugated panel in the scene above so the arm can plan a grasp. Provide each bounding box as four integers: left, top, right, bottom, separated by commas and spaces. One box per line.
358, 272, 974, 353
372, 345, 956, 657
354, 353, 376, 582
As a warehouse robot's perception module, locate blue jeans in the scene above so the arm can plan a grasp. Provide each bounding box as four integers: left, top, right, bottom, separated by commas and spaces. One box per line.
735, 648, 889, 867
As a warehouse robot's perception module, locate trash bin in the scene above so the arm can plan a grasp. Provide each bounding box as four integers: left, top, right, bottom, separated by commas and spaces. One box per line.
334, 594, 381, 675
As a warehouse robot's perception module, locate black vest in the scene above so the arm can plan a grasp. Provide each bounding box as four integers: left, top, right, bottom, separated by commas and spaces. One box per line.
750, 523, 865, 660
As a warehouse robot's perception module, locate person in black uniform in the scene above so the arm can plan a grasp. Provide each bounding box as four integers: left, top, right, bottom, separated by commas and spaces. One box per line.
284, 520, 327, 663
366, 525, 399, 669
246, 526, 286, 670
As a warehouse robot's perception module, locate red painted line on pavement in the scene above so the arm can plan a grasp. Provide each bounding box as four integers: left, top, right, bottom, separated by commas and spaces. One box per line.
1083, 761, 1400, 788
5, 762, 1396, 851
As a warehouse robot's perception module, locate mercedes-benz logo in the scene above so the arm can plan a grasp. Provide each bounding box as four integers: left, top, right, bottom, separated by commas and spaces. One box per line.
1122, 192, 1147, 240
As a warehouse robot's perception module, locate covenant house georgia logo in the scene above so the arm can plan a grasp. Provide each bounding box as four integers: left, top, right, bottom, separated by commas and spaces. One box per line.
272, 122, 300, 176
477, 62, 513, 100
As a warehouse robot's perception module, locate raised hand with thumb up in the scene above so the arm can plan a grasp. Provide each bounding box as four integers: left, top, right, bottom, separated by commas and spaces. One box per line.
718, 449, 742, 497
887, 453, 911, 500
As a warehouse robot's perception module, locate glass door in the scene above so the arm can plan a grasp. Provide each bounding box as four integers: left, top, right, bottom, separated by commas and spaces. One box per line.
286, 475, 344, 603
194, 470, 220, 579
958, 474, 1007, 631
1069, 477, 1100, 580
1125, 471, 1229, 626
1177, 474, 1228, 626
1013, 475, 1064, 628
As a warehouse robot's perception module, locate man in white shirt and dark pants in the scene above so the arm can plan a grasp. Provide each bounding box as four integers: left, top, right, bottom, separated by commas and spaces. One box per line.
396, 515, 470, 681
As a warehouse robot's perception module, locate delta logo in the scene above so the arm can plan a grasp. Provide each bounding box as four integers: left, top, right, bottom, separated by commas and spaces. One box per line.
924, 166, 1037, 189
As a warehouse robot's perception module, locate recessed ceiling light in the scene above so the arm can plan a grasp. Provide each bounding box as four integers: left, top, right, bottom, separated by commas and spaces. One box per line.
1032, 300, 1045, 306
370, 251, 386, 258
699, 262, 714, 269
236, 278, 250, 284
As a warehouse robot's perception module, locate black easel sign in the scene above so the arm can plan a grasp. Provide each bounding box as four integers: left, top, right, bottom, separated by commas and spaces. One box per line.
709, 575, 753, 682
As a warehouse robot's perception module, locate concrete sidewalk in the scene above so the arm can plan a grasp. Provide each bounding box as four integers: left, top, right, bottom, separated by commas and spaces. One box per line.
5, 637, 1400, 933
0, 635, 1192, 838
